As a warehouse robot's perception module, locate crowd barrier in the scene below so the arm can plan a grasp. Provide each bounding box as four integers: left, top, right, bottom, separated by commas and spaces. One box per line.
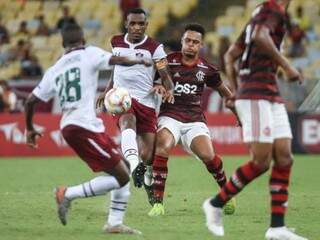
0, 113, 319, 157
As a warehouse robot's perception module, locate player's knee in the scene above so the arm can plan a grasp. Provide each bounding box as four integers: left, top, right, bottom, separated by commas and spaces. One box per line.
119, 114, 136, 130
155, 145, 170, 158
198, 152, 214, 163
275, 151, 293, 167
118, 175, 130, 187
140, 148, 153, 165
252, 153, 272, 172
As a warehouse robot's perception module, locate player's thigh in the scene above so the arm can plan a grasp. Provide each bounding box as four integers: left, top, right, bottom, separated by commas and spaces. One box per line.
272, 103, 293, 140
235, 99, 274, 143
158, 116, 182, 147
181, 122, 212, 158
189, 134, 214, 162
272, 138, 293, 167
118, 112, 137, 131
154, 127, 176, 157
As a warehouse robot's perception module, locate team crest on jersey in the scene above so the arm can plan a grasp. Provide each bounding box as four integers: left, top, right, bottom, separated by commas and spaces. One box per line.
196, 71, 205, 82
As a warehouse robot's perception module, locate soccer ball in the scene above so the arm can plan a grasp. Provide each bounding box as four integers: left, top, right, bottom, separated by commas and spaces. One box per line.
104, 87, 132, 114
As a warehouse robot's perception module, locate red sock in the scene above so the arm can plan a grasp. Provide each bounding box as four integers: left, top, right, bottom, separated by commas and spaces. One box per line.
152, 155, 168, 203
204, 155, 227, 187
270, 163, 291, 227
212, 161, 267, 207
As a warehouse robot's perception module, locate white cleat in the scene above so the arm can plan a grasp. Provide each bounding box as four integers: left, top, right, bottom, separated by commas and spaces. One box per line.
202, 198, 225, 237
265, 226, 308, 240
103, 224, 142, 235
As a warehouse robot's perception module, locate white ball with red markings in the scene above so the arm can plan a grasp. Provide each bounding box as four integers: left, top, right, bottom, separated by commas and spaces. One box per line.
104, 87, 132, 114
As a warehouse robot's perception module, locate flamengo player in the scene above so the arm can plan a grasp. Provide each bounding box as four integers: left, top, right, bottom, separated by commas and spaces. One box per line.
97, 8, 174, 194
148, 23, 236, 216
24, 24, 150, 234
203, 1, 308, 239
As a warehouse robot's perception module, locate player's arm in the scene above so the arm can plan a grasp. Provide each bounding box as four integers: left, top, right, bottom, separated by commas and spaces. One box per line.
24, 94, 43, 148
154, 58, 175, 103
224, 43, 244, 93
109, 56, 152, 67
252, 24, 302, 82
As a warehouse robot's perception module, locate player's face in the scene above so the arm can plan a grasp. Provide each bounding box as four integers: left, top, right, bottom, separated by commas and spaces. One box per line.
181, 31, 203, 59
126, 13, 148, 43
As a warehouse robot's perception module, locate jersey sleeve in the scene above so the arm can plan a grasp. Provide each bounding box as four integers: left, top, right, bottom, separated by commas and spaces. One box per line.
32, 68, 55, 102
89, 46, 113, 71
206, 68, 223, 89
152, 44, 167, 61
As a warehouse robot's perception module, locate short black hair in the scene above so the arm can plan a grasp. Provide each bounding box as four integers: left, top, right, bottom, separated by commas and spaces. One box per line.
184, 23, 206, 37
127, 8, 147, 16
61, 23, 84, 47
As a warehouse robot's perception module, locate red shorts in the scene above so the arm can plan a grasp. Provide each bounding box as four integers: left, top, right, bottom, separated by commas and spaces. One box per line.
114, 98, 157, 134
62, 125, 122, 172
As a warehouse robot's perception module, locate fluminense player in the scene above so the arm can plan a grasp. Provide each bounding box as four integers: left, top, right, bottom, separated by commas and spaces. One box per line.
24, 23, 151, 235
97, 8, 174, 200
203, 1, 308, 239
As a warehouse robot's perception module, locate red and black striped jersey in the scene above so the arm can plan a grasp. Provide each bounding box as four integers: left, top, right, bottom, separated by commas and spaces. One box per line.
160, 52, 222, 123
235, 0, 288, 102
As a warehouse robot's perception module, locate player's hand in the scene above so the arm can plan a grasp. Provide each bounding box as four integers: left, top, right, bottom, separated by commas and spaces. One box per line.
225, 97, 242, 127
26, 129, 43, 148
96, 92, 105, 109
163, 90, 175, 104
284, 65, 303, 84
150, 85, 166, 96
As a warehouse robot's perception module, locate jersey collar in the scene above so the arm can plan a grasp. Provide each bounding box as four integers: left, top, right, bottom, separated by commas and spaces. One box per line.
64, 46, 85, 55
124, 33, 148, 48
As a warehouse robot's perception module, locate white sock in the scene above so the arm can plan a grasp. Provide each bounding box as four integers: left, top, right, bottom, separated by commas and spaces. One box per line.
107, 183, 130, 226
65, 176, 120, 201
121, 129, 139, 173
144, 165, 153, 186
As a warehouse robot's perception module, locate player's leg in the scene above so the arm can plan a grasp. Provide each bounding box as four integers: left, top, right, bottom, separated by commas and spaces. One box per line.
56, 125, 131, 226
189, 134, 226, 188
203, 100, 273, 236
189, 133, 235, 214
103, 183, 141, 235
148, 128, 176, 216
265, 103, 307, 240
118, 113, 140, 174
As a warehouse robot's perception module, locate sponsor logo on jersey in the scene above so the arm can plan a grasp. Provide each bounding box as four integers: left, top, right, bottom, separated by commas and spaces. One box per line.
174, 81, 197, 95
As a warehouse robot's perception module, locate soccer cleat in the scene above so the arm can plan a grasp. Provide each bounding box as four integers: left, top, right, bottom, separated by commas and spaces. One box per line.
223, 198, 236, 215
265, 227, 308, 240
148, 203, 165, 217
202, 198, 224, 237
143, 183, 155, 206
132, 162, 146, 188
103, 224, 142, 235
55, 186, 71, 226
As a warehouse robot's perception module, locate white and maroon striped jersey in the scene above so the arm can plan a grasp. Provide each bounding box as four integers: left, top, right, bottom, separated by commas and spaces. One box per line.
111, 34, 166, 109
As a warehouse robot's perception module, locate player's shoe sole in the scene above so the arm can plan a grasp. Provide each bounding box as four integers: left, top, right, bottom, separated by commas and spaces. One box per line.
202, 198, 224, 237
148, 203, 165, 217
223, 198, 236, 215
55, 186, 71, 226
103, 224, 142, 235
132, 162, 146, 188
265, 227, 308, 240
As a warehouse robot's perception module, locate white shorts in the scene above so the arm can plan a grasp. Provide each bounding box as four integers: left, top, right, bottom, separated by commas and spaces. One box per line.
235, 99, 292, 143
158, 116, 211, 154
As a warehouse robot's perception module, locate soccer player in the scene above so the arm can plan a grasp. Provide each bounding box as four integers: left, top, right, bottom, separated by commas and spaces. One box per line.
148, 23, 236, 216
97, 8, 174, 195
203, 1, 308, 239
24, 24, 150, 234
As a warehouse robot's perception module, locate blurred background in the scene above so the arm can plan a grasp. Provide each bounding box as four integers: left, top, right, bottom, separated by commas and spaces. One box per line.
0, 0, 319, 155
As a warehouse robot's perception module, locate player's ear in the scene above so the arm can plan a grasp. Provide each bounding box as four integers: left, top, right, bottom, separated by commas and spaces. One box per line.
125, 20, 129, 30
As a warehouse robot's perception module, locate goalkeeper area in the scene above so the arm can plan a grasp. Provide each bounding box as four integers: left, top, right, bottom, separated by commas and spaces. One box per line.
0, 156, 318, 240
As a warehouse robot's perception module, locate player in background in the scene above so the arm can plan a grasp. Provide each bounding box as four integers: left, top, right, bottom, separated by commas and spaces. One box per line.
203, 1, 308, 239
97, 8, 174, 198
24, 24, 151, 234
148, 23, 236, 216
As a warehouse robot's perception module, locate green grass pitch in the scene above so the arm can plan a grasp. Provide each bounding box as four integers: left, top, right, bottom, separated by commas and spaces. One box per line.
0, 155, 319, 240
